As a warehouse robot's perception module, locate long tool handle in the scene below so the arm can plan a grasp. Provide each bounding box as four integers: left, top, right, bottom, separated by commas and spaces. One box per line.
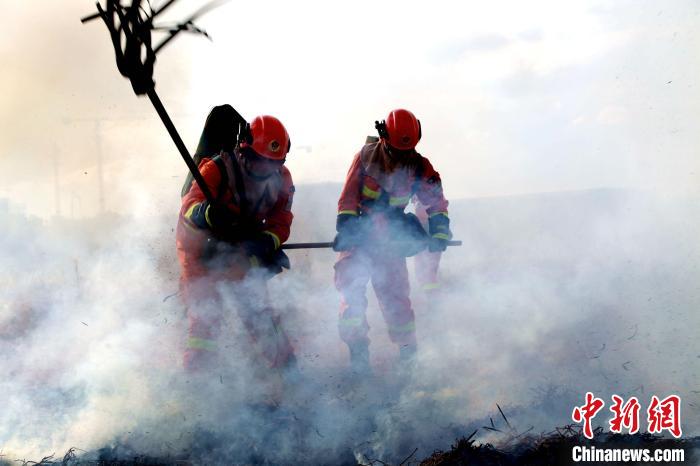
282, 240, 463, 250
146, 88, 215, 204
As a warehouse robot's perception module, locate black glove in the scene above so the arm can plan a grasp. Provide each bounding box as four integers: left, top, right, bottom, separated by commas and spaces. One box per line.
191, 201, 238, 234
244, 233, 277, 260
336, 212, 360, 232
332, 213, 362, 252
428, 214, 451, 252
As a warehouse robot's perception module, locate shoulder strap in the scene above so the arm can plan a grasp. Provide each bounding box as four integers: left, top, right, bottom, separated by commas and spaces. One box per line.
212, 154, 229, 202
358, 143, 375, 175
411, 153, 425, 196
228, 151, 251, 220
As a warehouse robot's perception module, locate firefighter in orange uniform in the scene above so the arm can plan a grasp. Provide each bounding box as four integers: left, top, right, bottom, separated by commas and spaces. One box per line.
333, 109, 451, 372
176, 111, 297, 374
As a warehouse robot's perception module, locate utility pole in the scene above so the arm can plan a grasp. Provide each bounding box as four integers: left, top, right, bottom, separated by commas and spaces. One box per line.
95, 120, 105, 214
61, 113, 194, 216
53, 146, 61, 217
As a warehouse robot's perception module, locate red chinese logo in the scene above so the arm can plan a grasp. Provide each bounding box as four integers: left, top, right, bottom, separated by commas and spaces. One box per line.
572, 392, 605, 439
609, 394, 641, 434
647, 395, 682, 438
572, 393, 682, 439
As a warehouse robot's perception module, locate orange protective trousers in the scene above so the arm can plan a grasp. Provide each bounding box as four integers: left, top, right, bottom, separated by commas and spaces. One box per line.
334, 248, 417, 347
179, 250, 294, 371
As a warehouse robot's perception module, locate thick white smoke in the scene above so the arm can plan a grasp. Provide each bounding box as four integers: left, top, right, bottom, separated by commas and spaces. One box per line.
1, 182, 698, 464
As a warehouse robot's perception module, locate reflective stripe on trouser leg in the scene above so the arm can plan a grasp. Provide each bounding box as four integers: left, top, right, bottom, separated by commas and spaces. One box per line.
334, 251, 372, 345
231, 273, 295, 369
233, 268, 294, 367
371, 254, 417, 346
238, 305, 295, 369
187, 337, 217, 352
180, 276, 223, 371
185, 309, 221, 370
414, 249, 442, 290
182, 278, 223, 352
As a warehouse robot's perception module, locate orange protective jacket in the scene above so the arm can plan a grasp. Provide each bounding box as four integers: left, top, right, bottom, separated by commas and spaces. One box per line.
338, 141, 448, 217
176, 150, 294, 279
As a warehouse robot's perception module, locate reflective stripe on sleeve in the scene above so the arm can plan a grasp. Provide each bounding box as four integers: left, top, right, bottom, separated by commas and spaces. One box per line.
389, 195, 411, 207
263, 231, 281, 249
184, 203, 199, 220
184, 202, 208, 229
204, 204, 214, 228
362, 185, 381, 199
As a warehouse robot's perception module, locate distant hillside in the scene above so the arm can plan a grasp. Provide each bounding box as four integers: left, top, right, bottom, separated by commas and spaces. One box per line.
290, 184, 699, 256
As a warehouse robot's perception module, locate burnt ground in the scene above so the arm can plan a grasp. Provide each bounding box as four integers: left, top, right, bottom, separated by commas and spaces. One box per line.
2, 425, 697, 466
3, 191, 699, 465
1, 370, 698, 466
419, 427, 699, 466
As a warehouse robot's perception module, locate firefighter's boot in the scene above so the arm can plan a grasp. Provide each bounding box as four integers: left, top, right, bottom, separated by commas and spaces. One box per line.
280, 353, 302, 386
348, 341, 372, 375
397, 343, 418, 378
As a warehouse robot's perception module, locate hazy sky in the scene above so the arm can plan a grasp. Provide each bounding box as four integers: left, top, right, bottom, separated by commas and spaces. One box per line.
1, 0, 698, 218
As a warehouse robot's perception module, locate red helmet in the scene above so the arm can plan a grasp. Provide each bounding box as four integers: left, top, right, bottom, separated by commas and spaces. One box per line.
380, 108, 421, 150
240, 115, 290, 160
